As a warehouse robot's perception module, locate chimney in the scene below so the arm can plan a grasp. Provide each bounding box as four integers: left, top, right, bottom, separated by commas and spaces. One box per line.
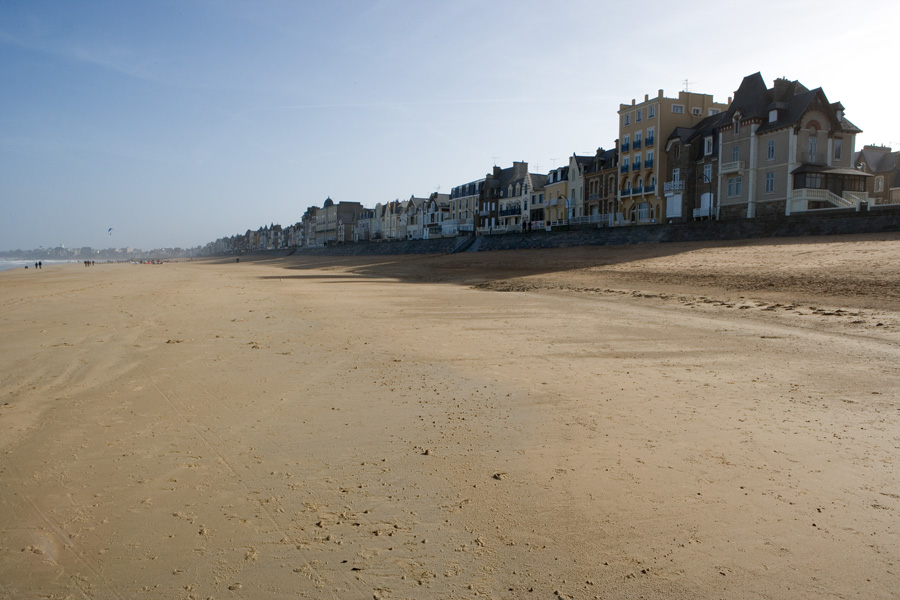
773, 78, 790, 101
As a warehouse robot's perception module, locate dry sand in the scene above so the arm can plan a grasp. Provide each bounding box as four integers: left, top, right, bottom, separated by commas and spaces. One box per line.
2, 233, 900, 599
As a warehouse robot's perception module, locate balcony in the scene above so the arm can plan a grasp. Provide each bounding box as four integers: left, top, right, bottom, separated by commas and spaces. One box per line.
644, 159, 654, 169
644, 136, 654, 147
588, 192, 600, 202
644, 184, 656, 193
549, 197, 559, 206
499, 206, 521, 217
720, 160, 745, 174
621, 142, 630, 152
632, 186, 643, 195
632, 139, 642, 150
632, 162, 640, 171
621, 165, 629, 173
621, 188, 632, 197
664, 180, 685, 195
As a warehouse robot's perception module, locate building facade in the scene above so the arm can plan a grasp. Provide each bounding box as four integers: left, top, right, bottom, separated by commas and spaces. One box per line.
619, 89, 730, 224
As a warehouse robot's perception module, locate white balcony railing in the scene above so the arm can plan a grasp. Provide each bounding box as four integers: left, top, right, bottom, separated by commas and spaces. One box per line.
720, 161, 745, 173
664, 180, 685, 195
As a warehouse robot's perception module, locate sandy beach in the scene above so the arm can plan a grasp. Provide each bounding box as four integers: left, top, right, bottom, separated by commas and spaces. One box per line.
2, 233, 900, 599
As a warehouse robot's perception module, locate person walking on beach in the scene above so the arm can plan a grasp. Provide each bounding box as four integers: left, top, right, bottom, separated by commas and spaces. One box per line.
38, 261, 42, 269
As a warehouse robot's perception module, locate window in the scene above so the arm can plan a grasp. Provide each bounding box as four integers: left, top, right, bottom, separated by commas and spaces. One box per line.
732, 146, 740, 162
646, 150, 654, 166
649, 104, 655, 118
765, 172, 775, 194
672, 104, 684, 114
634, 154, 641, 169
769, 109, 778, 123
808, 135, 818, 160
709, 108, 720, 116
734, 119, 741, 134
834, 138, 843, 160
673, 168, 680, 182
636, 108, 643, 122
691, 107, 701, 116
876, 177, 885, 192
539, 193, 544, 204
623, 156, 630, 169
703, 163, 712, 183
767, 140, 775, 160
704, 136, 713, 156
727, 176, 743, 197
634, 130, 642, 145
647, 126, 654, 141
673, 143, 680, 158
624, 113, 630, 126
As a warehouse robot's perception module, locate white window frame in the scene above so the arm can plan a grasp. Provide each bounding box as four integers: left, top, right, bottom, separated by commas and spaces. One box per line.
649, 104, 655, 118
767, 140, 775, 160
673, 168, 680, 182
727, 176, 743, 197
672, 104, 684, 114
834, 138, 843, 160
691, 107, 701, 116
636, 108, 643, 122
624, 113, 630, 126
704, 137, 713, 156
732, 145, 740, 162
703, 163, 712, 183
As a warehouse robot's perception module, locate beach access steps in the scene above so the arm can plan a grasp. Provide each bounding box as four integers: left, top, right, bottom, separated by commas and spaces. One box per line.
462, 235, 482, 253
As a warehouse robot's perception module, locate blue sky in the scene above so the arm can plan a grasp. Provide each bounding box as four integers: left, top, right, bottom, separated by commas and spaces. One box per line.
2, 0, 898, 251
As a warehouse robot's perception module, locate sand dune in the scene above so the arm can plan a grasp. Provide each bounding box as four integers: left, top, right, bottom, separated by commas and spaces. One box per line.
2, 234, 899, 599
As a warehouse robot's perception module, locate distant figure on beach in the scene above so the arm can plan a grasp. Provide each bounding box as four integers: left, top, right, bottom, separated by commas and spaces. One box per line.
236, 258, 240, 263
38, 261, 42, 269
35, 262, 38, 269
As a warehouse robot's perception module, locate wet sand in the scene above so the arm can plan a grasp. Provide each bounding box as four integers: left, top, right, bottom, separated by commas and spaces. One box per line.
2, 233, 899, 599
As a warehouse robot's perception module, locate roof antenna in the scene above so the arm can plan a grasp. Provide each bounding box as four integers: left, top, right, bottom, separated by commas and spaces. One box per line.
491, 156, 500, 166
683, 78, 692, 92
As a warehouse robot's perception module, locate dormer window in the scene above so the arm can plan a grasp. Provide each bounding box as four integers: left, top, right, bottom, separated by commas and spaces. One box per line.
704, 136, 713, 156
769, 109, 778, 123
733, 118, 741, 134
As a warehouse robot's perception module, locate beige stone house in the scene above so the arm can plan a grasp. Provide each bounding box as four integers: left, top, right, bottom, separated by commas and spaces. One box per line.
854, 145, 900, 205
716, 73, 868, 219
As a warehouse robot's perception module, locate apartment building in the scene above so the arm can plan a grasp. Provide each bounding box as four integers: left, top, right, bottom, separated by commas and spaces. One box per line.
583, 146, 618, 224
544, 165, 569, 225
619, 89, 730, 223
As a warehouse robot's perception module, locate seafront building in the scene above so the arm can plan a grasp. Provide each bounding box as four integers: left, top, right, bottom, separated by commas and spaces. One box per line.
619, 89, 730, 224
854, 145, 900, 205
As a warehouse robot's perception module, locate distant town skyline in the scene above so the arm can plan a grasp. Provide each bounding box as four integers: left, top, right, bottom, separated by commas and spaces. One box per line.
2, 0, 898, 252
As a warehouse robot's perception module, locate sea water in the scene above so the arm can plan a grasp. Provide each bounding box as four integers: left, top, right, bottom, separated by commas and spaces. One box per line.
0, 259, 77, 272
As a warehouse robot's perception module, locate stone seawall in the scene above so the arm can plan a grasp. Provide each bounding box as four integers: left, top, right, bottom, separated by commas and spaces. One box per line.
276, 206, 900, 258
